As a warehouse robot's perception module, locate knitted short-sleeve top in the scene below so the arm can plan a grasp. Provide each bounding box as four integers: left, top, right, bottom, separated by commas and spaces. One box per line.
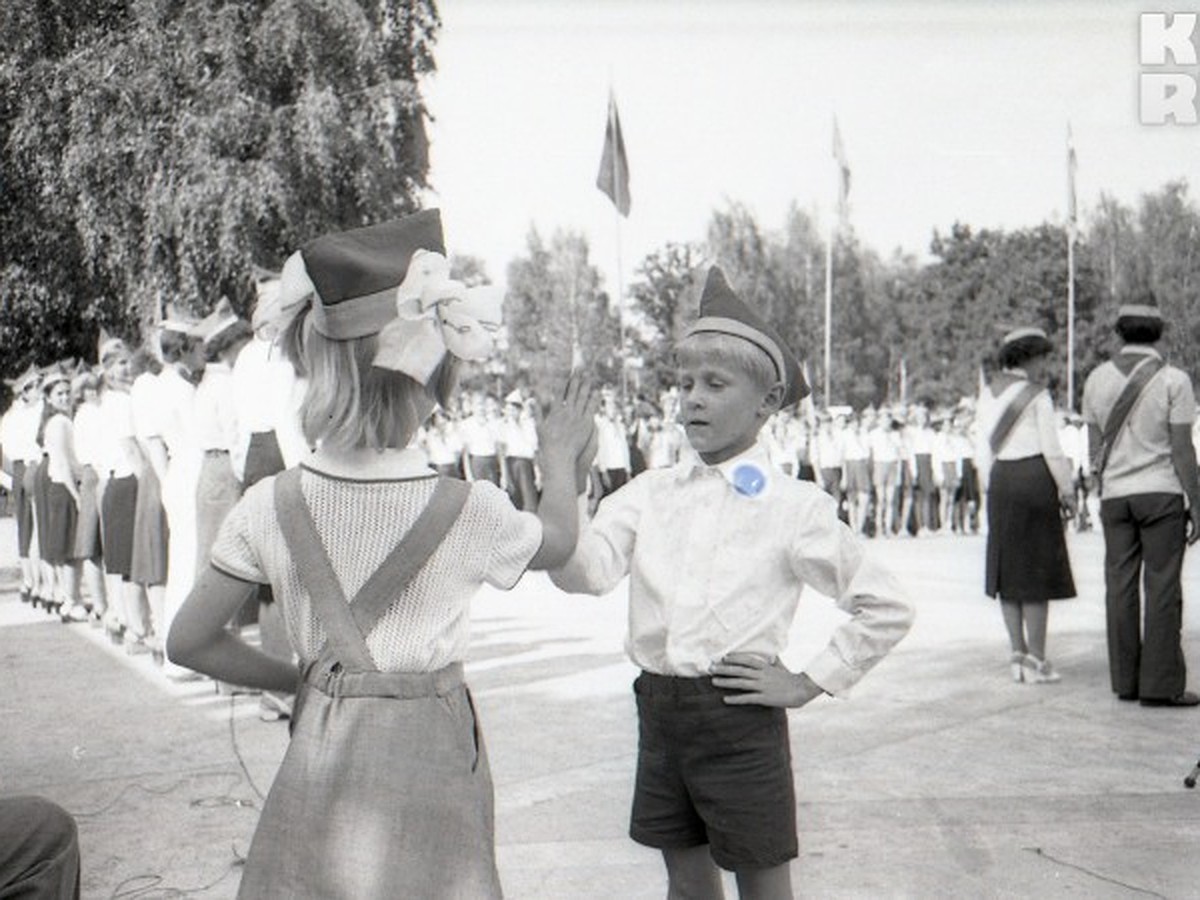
210, 466, 543, 672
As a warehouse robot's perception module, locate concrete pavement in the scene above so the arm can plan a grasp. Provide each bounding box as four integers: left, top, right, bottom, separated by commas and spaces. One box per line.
3, 517, 1200, 898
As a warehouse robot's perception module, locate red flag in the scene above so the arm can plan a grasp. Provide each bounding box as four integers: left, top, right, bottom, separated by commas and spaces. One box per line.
597, 92, 631, 217
832, 117, 851, 228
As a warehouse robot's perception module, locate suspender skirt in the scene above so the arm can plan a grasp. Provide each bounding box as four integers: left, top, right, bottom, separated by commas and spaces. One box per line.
237, 471, 501, 899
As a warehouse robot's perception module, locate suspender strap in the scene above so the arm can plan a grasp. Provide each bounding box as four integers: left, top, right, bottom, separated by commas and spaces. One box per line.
989, 382, 1042, 456
272, 469, 470, 672
1097, 357, 1164, 477
274, 468, 375, 670
346, 477, 470, 637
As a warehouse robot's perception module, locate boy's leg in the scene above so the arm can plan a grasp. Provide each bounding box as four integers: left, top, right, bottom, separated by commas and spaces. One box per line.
734, 862, 793, 900
663, 846, 724, 900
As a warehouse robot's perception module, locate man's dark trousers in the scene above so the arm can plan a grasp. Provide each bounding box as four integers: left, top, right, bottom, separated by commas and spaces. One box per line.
1101, 493, 1188, 700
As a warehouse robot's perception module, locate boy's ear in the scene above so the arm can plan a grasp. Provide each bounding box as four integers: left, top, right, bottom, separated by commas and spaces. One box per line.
759, 381, 785, 418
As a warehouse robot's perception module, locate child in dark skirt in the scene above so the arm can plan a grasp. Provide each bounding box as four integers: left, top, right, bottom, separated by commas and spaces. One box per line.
168, 211, 597, 899
550, 267, 914, 899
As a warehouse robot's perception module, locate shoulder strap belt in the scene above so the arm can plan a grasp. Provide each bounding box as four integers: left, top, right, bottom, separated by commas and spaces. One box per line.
989, 382, 1042, 456
1097, 357, 1164, 478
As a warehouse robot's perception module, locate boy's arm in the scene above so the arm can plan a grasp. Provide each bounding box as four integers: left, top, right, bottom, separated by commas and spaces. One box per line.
711, 654, 825, 708
548, 470, 645, 595
733, 495, 913, 703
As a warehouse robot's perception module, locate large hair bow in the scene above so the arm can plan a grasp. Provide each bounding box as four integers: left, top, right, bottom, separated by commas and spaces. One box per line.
374, 250, 503, 384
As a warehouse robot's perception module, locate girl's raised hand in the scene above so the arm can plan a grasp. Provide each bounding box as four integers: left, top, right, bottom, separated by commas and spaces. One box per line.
538, 373, 599, 461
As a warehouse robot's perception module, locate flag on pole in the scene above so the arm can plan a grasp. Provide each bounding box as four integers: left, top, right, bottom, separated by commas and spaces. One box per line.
597, 92, 631, 217
832, 117, 851, 230
1066, 122, 1078, 239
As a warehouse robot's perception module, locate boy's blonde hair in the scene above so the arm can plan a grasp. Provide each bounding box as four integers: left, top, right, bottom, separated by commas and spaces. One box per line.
283, 308, 460, 452
674, 331, 781, 399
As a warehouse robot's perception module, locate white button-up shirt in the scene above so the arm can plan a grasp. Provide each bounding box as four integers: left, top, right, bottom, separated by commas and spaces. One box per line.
230, 337, 308, 478
0, 400, 43, 465
550, 441, 913, 695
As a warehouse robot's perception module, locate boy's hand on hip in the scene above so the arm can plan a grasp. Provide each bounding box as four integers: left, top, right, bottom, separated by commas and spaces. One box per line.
711, 653, 823, 708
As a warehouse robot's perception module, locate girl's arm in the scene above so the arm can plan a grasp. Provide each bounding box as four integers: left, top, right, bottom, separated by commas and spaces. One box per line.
529, 374, 598, 570
45, 418, 81, 504
167, 566, 298, 693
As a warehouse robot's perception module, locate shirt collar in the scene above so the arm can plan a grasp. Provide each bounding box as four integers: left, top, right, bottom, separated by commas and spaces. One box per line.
1119, 345, 1162, 360
675, 438, 774, 492
304, 446, 435, 481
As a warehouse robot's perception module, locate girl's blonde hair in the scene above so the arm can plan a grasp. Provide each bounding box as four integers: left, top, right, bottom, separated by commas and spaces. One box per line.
674, 331, 780, 396
282, 307, 460, 452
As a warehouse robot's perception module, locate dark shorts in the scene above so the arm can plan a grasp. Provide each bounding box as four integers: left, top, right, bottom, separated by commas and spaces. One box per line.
630, 672, 798, 871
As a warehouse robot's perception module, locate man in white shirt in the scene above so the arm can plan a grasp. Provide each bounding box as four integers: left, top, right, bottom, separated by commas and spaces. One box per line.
1082, 303, 1200, 706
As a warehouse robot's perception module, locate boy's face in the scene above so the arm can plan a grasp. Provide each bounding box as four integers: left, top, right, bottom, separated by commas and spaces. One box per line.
677, 358, 775, 465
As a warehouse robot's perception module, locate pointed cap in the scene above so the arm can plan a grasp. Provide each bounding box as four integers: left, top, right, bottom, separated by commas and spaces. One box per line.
189, 297, 242, 345
683, 267, 808, 406
97, 327, 128, 364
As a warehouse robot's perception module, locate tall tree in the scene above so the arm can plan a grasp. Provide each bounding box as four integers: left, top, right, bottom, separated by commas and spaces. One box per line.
626, 241, 702, 392
0, 0, 439, 377
503, 227, 619, 403
1135, 181, 1200, 377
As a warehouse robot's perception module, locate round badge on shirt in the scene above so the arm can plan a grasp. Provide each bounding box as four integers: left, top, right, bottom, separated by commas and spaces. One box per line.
732, 463, 767, 497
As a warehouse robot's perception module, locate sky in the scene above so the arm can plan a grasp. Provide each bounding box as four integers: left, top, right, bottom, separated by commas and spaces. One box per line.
420, 0, 1200, 295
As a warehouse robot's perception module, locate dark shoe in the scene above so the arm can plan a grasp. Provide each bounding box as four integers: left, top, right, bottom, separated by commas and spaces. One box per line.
19, 589, 31, 604
1139, 691, 1200, 707
1117, 692, 1139, 701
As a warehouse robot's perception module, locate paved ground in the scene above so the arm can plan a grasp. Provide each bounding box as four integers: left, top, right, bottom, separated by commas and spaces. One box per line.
3, 516, 1200, 899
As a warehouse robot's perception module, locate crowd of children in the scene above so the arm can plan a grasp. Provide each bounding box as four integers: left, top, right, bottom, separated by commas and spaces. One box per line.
0, 298, 301, 691
0, 333, 1105, 673
0, 214, 918, 897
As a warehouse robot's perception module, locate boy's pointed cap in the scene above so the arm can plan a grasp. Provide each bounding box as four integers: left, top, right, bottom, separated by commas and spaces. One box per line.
684, 266, 808, 406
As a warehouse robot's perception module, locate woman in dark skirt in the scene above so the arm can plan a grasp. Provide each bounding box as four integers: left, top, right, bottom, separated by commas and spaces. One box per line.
38, 368, 90, 622
977, 327, 1077, 683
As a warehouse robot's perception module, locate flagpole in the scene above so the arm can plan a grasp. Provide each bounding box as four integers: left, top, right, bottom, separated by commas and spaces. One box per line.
1066, 122, 1078, 412
609, 93, 627, 404
824, 220, 833, 409
1067, 230, 1076, 411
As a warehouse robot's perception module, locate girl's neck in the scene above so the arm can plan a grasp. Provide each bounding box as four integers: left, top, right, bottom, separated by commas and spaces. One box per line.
307, 444, 431, 480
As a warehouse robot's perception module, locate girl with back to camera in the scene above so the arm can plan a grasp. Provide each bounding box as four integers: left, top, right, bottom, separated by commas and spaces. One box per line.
168, 211, 597, 899
976, 327, 1077, 683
